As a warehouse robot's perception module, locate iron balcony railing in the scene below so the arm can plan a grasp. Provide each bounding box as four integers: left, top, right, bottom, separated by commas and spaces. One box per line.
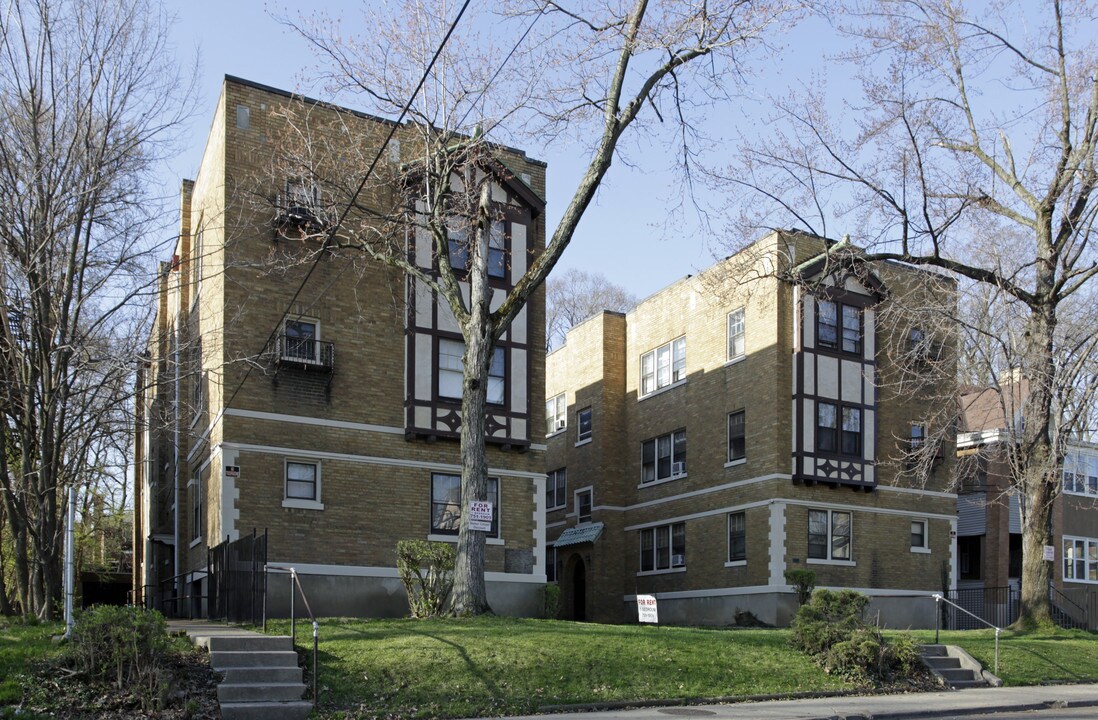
274, 335, 335, 371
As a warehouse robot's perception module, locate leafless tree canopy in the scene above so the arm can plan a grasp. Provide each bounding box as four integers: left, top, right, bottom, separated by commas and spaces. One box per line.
0, 0, 194, 618
718, 0, 1098, 625
546, 269, 637, 350
274, 0, 802, 614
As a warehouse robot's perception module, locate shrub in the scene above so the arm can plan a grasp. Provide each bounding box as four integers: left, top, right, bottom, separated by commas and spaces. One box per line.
65, 605, 171, 710
396, 540, 455, 618
790, 589, 917, 682
784, 569, 816, 606
542, 583, 561, 619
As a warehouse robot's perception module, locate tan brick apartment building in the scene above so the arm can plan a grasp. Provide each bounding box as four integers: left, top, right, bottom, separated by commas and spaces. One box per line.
545, 232, 959, 627
132, 76, 548, 617
957, 382, 1098, 629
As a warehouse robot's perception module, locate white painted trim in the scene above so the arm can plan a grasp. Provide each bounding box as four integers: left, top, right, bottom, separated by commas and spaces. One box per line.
768, 502, 786, 586
628, 473, 791, 511
722, 355, 746, 369
283, 499, 325, 511
265, 561, 545, 584
186, 409, 225, 463
529, 443, 547, 451
910, 547, 932, 555
574, 437, 592, 448
427, 533, 505, 546
220, 446, 240, 543
624, 498, 775, 531
637, 567, 687, 577
623, 584, 939, 602
638, 378, 686, 402
807, 558, 857, 567
546, 520, 567, 529
221, 441, 546, 480
724, 560, 747, 568
878, 485, 957, 499
189, 537, 203, 549
724, 458, 747, 469
225, 407, 404, 435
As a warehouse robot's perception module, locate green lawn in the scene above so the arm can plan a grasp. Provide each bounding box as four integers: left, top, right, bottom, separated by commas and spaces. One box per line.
908, 627, 1098, 685
0, 621, 63, 705
265, 617, 848, 719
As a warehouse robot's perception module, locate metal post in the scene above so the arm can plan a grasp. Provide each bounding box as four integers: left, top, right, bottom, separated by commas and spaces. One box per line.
262, 565, 268, 633
934, 594, 940, 644
994, 628, 1000, 675
290, 570, 296, 646
312, 620, 319, 707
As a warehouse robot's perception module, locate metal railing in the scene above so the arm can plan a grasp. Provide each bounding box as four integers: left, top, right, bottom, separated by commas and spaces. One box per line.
1049, 583, 1089, 630
932, 593, 1000, 674
265, 565, 319, 708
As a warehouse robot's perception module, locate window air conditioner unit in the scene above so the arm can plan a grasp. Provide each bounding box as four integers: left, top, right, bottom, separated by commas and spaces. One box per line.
556, 419, 566, 430
671, 461, 686, 476
671, 554, 685, 567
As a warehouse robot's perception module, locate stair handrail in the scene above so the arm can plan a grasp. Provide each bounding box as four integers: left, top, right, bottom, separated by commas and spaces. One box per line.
932, 593, 1000, 675
1048, 582, 1087, 629
265, 564, 319, 708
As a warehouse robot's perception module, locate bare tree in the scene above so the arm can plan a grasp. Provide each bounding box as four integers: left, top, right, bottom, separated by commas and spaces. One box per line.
272, 0, 800, 615
718, 0, 1098, 625
546, 269, 637, 350
0, 0, 193, 618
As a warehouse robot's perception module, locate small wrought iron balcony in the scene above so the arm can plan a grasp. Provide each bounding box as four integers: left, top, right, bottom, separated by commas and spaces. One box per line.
274, 335, 335, 371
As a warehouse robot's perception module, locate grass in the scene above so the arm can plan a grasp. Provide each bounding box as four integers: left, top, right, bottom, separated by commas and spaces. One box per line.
0, 620, 63, 705
265, 617, 849, 719
908, 627, 1098, 686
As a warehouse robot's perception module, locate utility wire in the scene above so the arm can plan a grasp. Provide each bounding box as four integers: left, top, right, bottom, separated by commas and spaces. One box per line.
221, 0, 473, 413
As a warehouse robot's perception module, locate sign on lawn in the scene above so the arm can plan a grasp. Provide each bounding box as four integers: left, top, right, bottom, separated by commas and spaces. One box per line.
637, 594, 659, 624
468, 501, 494, 532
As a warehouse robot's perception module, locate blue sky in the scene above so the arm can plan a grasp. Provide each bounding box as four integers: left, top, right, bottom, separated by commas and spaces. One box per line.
164, 2, 840, 300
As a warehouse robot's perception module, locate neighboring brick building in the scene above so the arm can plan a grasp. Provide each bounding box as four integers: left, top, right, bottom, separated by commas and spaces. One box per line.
957, 381, 1098, 629
544, 232, 958, 627
132, 76, 548, 618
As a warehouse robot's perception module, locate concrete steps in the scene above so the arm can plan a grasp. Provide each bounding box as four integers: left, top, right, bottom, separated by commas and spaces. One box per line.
172, 621, 311, 720
920, 644, 1001, 690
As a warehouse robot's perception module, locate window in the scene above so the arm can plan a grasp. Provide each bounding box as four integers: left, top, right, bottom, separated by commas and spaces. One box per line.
642, 430, 686, 483
192, 229, 204, 293
1063, 537, 1098, 583
190, 469, 202, 541
1063, 452, 1098, 497
817, 402, 863, 457
808, 509, 851, 561
438, 339, 505, 404
910, 424, 925, 449
639, 522, 686, 572
911, 519, 928, 551
284, 318, 319, 362
908, 327, 942, 362
640, 337, 686, 396
577, 407, 592, 442
546, 545, 558, 583
727, 411, 746, 462
546, 468, 567, 510
447, 217, 506, 279
190, 340, 203, 409
286, 461, 318, 502
841, 305, 862, 354
817, 299, 862, 354
285, 178, 318, 214
431, 473, 499, 537
728, 512, 746, 562
546, 393, 566, 435
577, 490, 592, 523
727, 308, 745, 360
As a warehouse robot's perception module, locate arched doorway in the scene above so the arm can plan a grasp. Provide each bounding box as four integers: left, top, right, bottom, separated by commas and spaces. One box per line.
571, 556, 587, 621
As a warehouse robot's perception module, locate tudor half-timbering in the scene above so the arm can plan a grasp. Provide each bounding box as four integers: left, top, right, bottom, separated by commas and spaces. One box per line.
405, 172, 544, 447
545, 231, 960, 628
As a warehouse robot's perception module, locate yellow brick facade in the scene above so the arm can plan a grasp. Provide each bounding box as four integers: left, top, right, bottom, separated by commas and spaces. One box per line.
546, 232, 958, 627
133, 76, 547, 618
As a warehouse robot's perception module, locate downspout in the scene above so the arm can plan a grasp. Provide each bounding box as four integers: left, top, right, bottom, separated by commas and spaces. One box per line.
173, 300, 181, 606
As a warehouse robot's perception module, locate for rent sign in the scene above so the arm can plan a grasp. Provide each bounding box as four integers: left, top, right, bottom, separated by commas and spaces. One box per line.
637, 594, 659, 623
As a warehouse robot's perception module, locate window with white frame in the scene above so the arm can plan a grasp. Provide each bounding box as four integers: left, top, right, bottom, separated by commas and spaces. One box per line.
640, 337, 686, 396
1063, 451, 1098, 497
438, 339, 505, 404
728, 411, 746, 462
817, 299, 862, 354
446, 217, 507, 279
728, 512, 746, 562
1063, 536, 1098, 582
546, 468, 567, 510
577, 407, 592, 442
577, 489, 592, 523
284, 318, 319, 363
727, 308, 745, 360
546, 393, 566, 435
431, 473, 499, 537
911, 519, 928, 551
285, 460, 319, 502
642, 430, 686, 483
639, 522, 685, 572
808, 509, 851, 561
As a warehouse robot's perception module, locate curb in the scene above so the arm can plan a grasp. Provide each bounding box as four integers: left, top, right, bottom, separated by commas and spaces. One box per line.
539, 689, 916, 714
805, 697, 1098, 720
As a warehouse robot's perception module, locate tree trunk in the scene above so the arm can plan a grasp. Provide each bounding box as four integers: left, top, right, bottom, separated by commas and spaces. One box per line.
1018, 476, 1054, 627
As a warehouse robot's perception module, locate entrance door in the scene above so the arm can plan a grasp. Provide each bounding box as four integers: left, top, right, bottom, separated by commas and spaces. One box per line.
572, 557, 586, 621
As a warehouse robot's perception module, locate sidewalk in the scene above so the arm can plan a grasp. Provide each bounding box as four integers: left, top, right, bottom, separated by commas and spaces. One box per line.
498, 684, 1098, 720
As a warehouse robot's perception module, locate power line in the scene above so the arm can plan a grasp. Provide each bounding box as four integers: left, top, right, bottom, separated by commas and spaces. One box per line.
220, 0, 473, 414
